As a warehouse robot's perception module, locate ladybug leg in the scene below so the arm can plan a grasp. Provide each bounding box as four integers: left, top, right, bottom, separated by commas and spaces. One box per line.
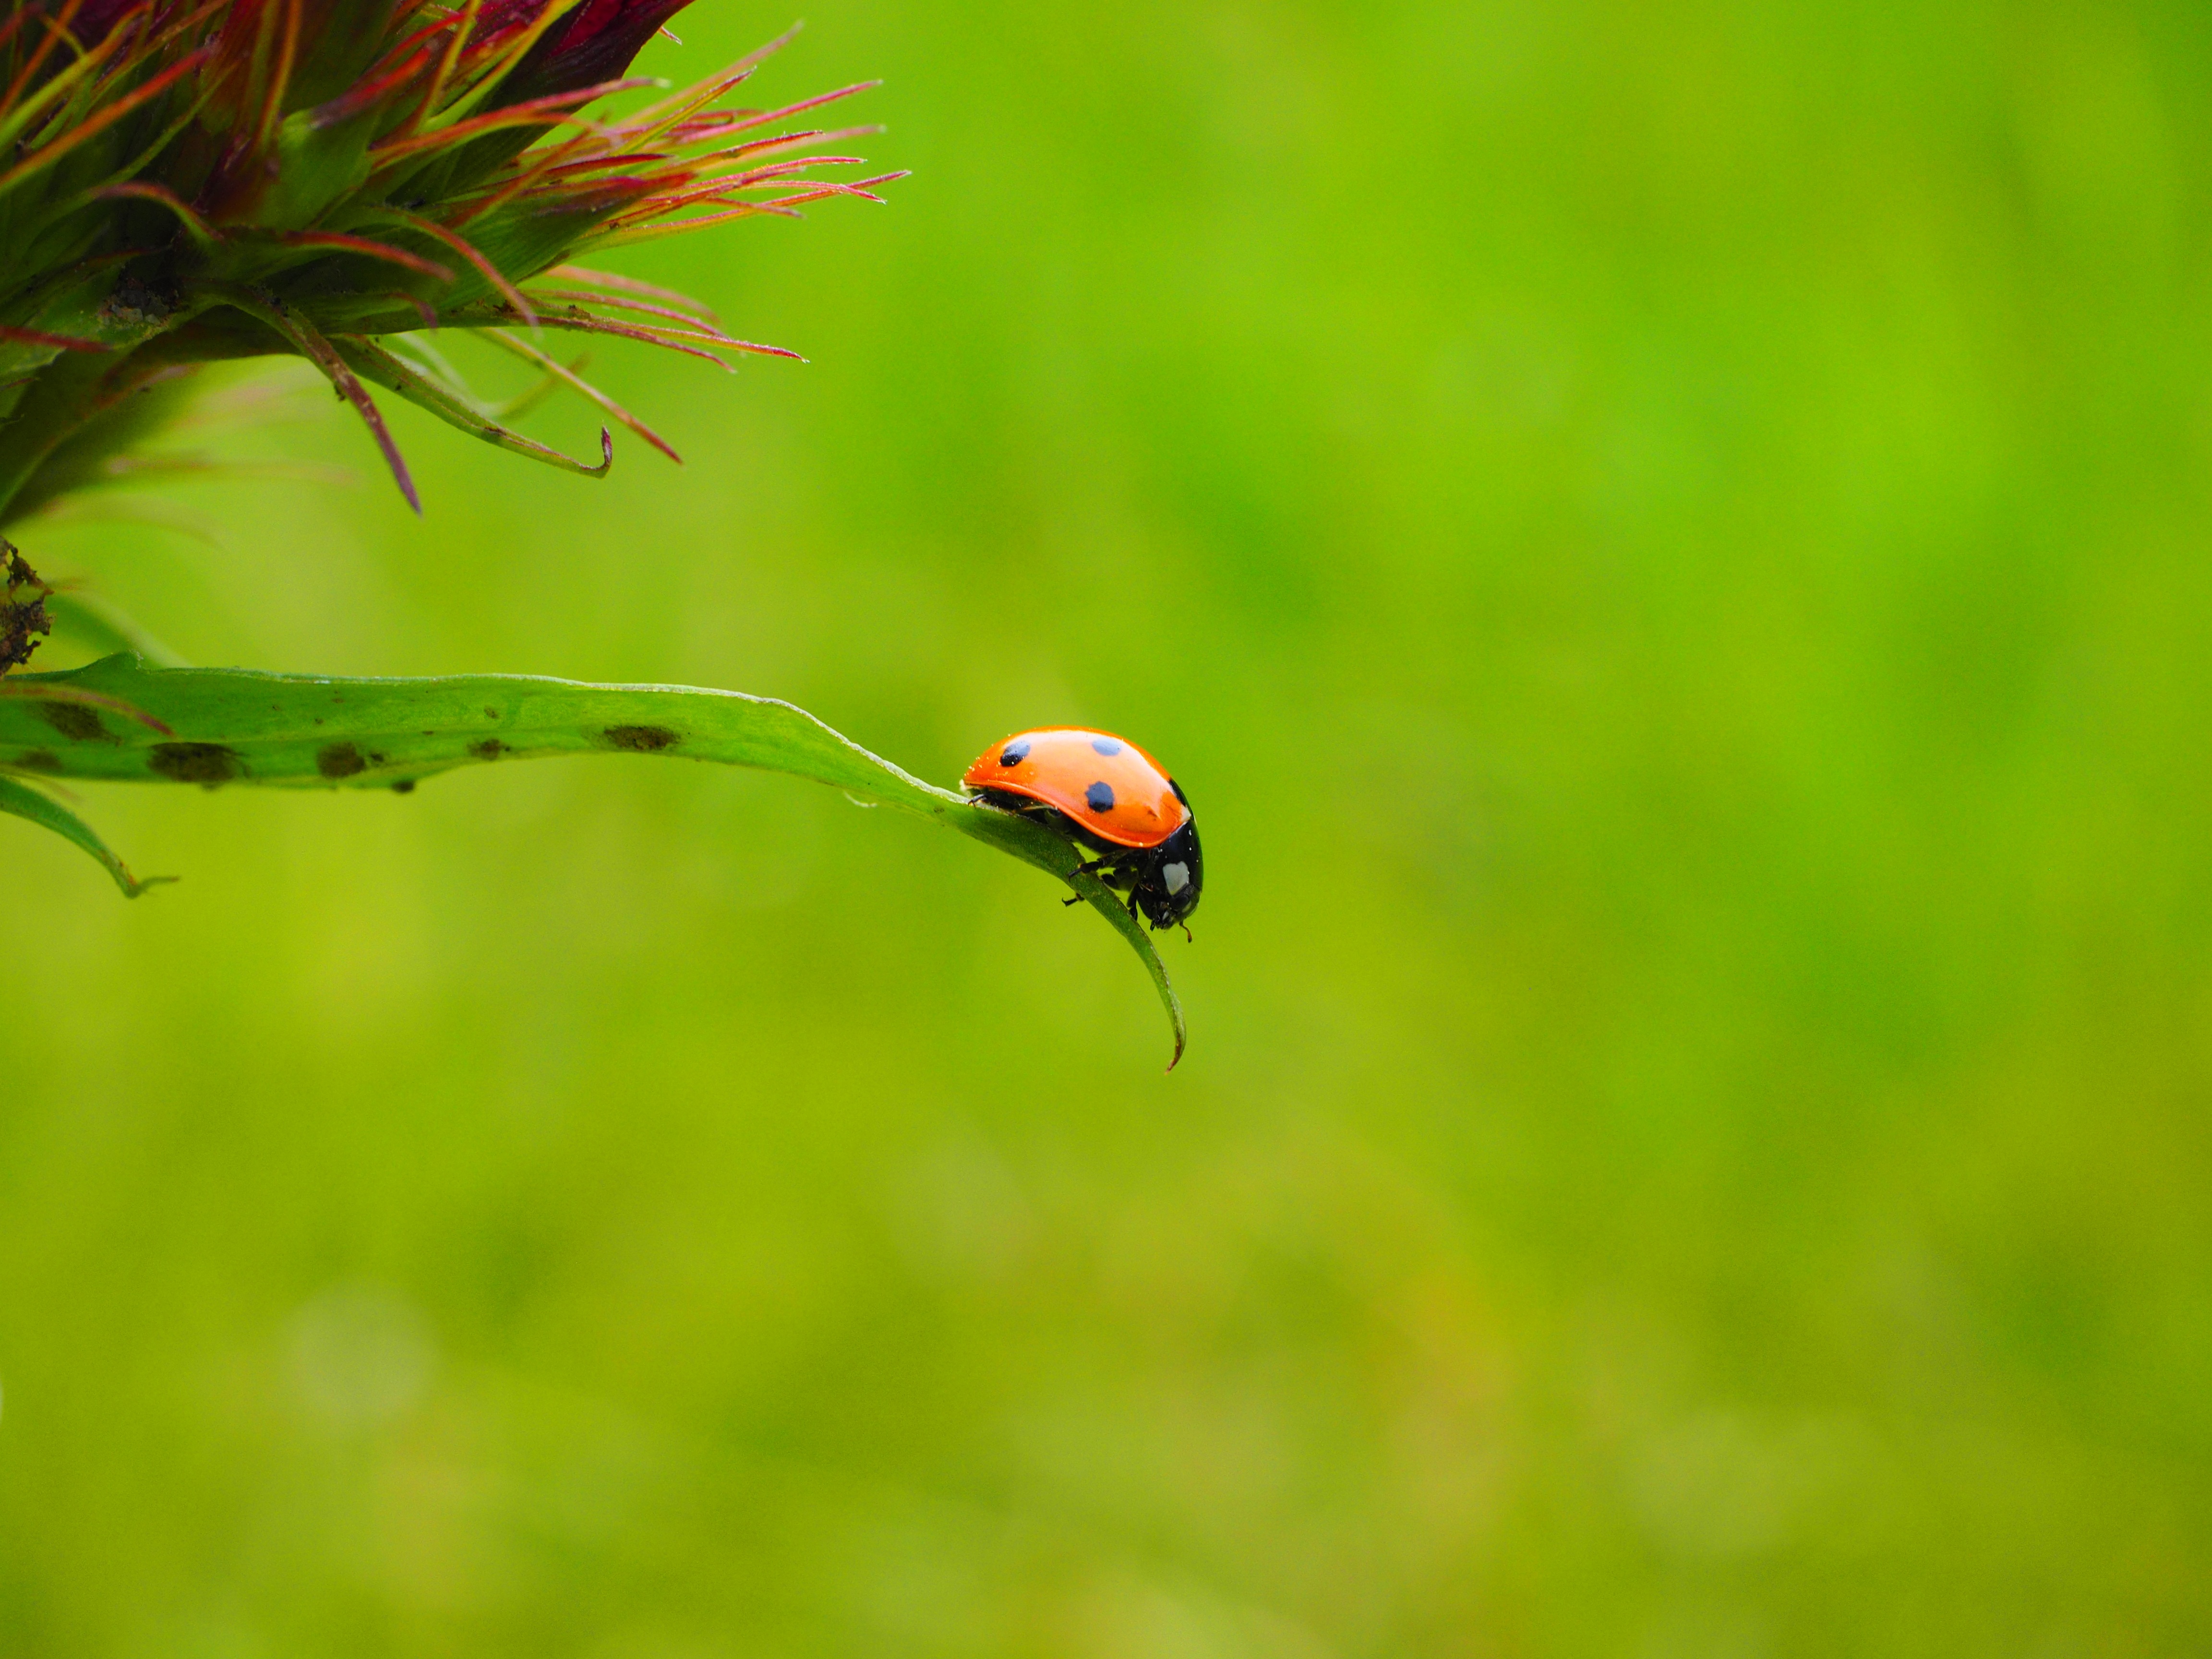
1074, 854, 1140, 891
1065, 855, 1145, 915
1062, 881, 1136, 911
1063, 854, 1114, 904
1065, 854, 1121, 905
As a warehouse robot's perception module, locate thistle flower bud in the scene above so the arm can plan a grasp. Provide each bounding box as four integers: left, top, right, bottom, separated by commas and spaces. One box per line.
0, 0, 901, 518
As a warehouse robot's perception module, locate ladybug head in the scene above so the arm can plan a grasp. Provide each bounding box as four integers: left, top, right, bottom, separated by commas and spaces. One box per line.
1135, 814, 1202, 930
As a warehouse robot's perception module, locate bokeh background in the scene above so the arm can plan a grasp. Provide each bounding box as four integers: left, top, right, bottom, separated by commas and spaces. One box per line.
9, 0, 2212, 1651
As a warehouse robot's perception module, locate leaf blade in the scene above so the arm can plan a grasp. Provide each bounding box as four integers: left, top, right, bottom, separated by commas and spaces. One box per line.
0, 655, 1187, 1063
0, 772, 174, 897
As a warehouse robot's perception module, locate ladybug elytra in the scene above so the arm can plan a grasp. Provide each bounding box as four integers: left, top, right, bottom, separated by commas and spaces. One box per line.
963, 728, 1202, 933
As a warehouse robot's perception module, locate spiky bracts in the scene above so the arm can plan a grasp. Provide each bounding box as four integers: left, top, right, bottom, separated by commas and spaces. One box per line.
0, 0, 899, 518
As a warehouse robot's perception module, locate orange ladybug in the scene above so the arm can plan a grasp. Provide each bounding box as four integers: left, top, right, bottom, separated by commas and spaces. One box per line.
963, 728, 1202, 933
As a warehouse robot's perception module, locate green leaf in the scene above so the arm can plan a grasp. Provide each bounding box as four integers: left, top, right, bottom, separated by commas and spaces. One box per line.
0, 772, 173, 897
0, 654, 1188, 1066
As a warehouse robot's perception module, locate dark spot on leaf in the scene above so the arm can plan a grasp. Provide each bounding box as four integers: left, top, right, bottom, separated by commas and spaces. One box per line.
316, 741, 366, 779
1086, 781, 1115, 813
603, 725, 679, 752
148, 743, 241, 784
39, 701, 105, 742
368, 751, 387, 765
469, 739, 507, 760
392, 780, 416, 794
1091, 736, 1123, 755
484, 707, 500, 720
1001, 736, 1033, 765
16, 749, 60, 771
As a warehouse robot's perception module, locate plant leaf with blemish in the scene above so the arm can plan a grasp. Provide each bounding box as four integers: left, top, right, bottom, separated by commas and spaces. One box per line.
0, 654, 1188, 1066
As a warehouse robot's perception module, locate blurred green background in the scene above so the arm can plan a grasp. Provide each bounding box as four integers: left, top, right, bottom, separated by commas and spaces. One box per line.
9, 0, 2212, 1651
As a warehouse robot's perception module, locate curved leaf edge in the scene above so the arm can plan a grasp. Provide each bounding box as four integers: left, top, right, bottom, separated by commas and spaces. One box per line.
0, 772, 176, 897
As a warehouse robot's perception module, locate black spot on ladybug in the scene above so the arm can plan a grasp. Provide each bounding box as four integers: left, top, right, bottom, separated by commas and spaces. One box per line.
1090, 736, 1122, 756
603, 725, 679, 752
1086, 781, 1115, 813
38, 701, 106, 743
316, 741, 366, 779
469, 738, 506, 760
1001, 736, 1032, 765
148, 743, 241, 785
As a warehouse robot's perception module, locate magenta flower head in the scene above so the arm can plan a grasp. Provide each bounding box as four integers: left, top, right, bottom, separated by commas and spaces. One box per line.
0, 0, 902, 520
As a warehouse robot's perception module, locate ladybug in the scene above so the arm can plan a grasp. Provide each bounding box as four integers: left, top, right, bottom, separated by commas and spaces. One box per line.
964, 728, 1202, 933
